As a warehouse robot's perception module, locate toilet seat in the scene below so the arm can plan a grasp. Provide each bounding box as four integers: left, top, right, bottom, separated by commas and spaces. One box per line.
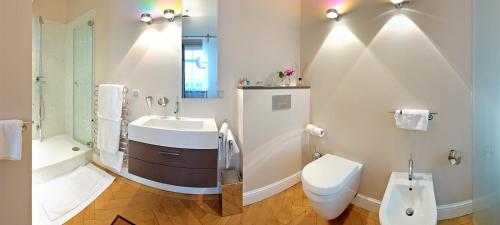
302, 154, 362, 196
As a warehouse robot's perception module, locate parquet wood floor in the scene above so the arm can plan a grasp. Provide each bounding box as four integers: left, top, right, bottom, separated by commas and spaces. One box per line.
63, 167, 473, 225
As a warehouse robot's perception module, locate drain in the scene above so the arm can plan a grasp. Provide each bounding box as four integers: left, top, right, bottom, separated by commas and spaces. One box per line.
406, 208, 414, 216
409, 187, 413, 191
72, 147, 80, 151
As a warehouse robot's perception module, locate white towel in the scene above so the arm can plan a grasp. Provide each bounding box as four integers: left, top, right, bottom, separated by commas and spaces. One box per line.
97, 84, 124, 171
97, 117, 123, 172
219, 122, 228, 161
100, 151, 124, 173
394, 109, 430, 131
0, 120, 23, 160
226, 129, 240, 169
98, 84, 124, 121
97, 118, 121, 155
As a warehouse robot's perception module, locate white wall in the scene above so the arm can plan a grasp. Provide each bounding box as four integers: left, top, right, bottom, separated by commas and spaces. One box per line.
0, 0, 32, 224
301, 0, 472, 205
65, 0, 301, 129
239, 89, 310, 198
32, 0, 67, 23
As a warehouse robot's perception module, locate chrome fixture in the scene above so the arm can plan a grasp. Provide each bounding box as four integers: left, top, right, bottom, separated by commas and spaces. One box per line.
390, 0, 406, 8
406, 208, 414, 216
140, 13, 153, 25
408, 156, 414, 181
163, 9, 176, 22
448, 149, 462, 165
326, 8, 341, 21
158, 96, 169, 107
389, 111, 438, 121
174, 96, 180, 120
146, 96, 153, 114
313, 152, 322, 161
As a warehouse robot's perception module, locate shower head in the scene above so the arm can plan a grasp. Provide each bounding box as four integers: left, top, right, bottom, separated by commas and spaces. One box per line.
38, 16, 44, 25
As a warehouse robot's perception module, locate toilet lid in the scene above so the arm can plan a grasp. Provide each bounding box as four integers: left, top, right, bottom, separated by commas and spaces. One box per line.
302, 154, 362, 196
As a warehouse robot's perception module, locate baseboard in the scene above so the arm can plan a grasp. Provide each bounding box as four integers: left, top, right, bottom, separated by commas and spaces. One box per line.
243, 171, 302, 206
352, 193, 381, 213
352, 194, 472, 220
437, 200, 473, 220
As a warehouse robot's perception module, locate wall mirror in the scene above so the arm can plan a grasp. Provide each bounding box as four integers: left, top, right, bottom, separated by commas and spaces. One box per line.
182, 0, 219, 99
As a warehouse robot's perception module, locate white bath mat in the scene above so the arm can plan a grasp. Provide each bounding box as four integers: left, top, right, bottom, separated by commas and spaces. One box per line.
33, 163, 115, 225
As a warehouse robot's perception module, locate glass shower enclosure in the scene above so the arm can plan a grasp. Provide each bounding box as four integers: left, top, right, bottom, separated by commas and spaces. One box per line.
473, 0, 500, 224
73, 23, 94, 144
32, 13, 94, 146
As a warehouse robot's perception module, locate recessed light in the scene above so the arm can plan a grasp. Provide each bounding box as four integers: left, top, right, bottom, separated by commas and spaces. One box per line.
140, 13, 153, 25
390, 0, 406, 8
326, 9, 341, 21
163, 9, 176, 22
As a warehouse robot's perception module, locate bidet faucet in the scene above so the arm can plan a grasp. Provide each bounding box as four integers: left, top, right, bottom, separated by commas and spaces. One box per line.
174, 96, 180, 120
408, 157, 414, 181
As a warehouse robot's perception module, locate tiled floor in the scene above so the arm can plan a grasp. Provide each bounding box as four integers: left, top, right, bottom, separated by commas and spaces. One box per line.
64, 167, 474, 225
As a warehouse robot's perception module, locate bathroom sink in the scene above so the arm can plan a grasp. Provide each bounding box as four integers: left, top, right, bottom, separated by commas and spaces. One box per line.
128, 115, 219, 149
379, 172, 437, 225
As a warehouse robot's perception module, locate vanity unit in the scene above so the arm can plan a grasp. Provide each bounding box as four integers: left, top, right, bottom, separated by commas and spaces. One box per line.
127, 115, 220, 194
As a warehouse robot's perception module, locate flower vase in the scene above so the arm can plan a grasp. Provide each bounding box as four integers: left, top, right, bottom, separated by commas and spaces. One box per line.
281, 78, 289, 87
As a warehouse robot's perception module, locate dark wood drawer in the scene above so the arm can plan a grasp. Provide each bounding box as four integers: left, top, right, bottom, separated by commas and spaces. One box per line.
129, 141, 218, 169
129, 158, 218, 187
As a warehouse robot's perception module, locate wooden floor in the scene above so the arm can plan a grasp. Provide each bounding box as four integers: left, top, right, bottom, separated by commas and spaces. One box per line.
65, 171, 474, 225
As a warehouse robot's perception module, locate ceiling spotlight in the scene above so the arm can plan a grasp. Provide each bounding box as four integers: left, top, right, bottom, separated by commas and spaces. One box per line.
163, 9, 176, 22
140, 13, 153, 25
326, 9, 341, 21
390, 0, 406, 8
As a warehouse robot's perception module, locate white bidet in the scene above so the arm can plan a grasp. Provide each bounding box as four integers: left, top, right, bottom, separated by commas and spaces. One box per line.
379, 172, 437, 225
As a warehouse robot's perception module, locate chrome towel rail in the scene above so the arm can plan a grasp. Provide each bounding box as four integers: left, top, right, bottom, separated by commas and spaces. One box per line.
92, 85, 129, 165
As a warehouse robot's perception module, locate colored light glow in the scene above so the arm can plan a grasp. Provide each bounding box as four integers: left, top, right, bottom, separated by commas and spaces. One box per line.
138, 0, 181, 18
323, 0, 354, 15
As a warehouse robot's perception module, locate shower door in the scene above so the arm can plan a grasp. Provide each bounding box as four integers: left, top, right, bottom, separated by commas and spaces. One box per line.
73, 23, 93, 145
473, 0, 500, 224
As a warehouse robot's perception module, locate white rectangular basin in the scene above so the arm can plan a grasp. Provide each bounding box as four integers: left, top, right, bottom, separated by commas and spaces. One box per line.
128, 115, 219, 149
379, 172, 437, 225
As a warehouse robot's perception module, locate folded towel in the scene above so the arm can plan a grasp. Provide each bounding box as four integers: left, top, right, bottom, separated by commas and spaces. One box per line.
0, 120, 23, 160
100, 151, 124, 173
226, 129, 240, 169
394, 109, 430, 131
97, 118, 121, 154
97, 117, 122, 171
98, 84, 124, 121
219, 122, 228, 161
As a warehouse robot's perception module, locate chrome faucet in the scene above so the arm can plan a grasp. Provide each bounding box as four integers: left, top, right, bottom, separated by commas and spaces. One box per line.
174, 97, 180, 120
408, 157, 414, 181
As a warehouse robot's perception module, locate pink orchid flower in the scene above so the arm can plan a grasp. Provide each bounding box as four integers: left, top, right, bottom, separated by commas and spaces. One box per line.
284, 68, 295, 77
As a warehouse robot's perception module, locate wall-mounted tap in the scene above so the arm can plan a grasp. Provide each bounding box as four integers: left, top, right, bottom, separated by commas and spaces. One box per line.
158, 97, 169, 108
174, 96, 180, 120
408, 156, 414, 181
146, 96, 153, 115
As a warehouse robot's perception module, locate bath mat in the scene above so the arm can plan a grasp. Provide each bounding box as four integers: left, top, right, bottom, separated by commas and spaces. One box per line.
111, 215, 136, 225
32, 163, 115, 225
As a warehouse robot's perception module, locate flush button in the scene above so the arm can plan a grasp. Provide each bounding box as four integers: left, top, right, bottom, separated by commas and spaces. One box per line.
272, 95, 292, 111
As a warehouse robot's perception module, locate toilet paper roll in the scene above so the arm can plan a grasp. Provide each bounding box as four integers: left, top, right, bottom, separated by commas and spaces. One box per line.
305, 124, 325, 138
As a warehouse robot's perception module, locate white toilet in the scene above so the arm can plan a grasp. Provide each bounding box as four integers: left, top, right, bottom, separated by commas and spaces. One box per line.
301, 154, 363, 220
